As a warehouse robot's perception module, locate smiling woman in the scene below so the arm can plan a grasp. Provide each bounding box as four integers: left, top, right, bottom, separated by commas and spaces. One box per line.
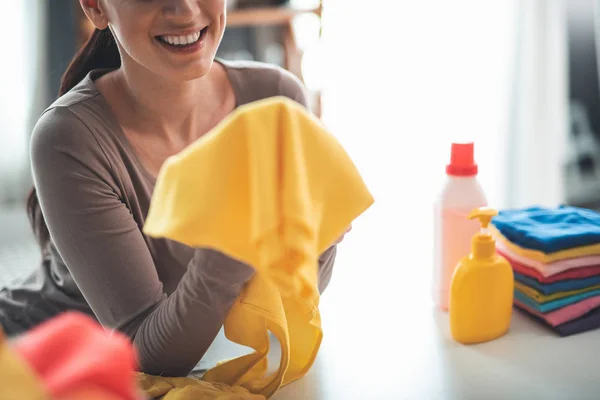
86, 0, 228, 79
0, 0, 345, 378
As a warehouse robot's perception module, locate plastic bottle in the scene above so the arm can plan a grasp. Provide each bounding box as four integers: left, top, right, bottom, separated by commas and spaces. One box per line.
433, 142, 487, 311
449, 207, 514, 344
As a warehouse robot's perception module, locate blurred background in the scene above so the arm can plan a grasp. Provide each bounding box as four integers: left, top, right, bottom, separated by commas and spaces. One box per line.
0, 0, 596, 307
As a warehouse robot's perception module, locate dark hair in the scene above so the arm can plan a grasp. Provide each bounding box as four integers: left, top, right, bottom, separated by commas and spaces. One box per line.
27, 28, 121, 254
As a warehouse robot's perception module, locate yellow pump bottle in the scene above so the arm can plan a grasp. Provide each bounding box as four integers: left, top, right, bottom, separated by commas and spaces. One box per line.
449, 207, 514, 344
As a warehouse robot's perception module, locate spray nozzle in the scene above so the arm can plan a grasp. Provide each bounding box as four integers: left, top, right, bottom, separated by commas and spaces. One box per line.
467, 207, 498, 235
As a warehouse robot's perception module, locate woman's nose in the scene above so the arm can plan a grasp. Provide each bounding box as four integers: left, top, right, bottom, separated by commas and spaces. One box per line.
163, 0, 201, 21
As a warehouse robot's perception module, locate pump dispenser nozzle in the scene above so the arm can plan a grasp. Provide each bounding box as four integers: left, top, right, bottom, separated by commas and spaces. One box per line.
466, 207, 498, 258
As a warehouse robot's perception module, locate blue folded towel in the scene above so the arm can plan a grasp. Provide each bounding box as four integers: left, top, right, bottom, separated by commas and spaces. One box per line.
514, 288, 600, 313
492, 205, 600, 253
514, 272, 600, 295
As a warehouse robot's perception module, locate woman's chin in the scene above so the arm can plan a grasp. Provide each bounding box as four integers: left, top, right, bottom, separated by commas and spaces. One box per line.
185, 59, 216, 80
158, 56, 216, 82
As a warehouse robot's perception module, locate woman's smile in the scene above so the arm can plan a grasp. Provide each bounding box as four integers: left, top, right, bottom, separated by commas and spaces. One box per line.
156, 26, 209, 55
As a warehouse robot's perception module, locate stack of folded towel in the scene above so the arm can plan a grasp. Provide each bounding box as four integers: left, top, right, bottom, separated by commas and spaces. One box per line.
491, 205, 600, 336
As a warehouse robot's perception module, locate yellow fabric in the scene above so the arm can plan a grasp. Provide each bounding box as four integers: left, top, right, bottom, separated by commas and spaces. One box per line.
514, 281, 600, 302
137, 373, 265, 400
490, 225, 600, 263
143, 96, 374, 398
0, 328, 49, 400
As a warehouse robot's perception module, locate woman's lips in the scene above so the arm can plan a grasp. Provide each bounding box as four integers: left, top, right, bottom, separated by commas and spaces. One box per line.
156, 26, 208, 54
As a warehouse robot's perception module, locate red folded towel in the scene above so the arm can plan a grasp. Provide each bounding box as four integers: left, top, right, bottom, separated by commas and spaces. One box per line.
498, 249, 600, 283
11, 312, 140, 400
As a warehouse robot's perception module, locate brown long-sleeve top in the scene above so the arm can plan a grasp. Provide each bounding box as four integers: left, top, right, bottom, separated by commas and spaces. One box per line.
0, 59, 337, 376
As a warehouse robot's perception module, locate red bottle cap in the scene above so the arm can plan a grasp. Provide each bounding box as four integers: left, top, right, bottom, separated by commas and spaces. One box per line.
446, 142, 478, 176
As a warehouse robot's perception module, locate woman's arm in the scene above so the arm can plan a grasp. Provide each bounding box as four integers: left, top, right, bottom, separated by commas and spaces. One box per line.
318, 246, 337, 293
30, 107, 253, 376
30, 101, 338, 377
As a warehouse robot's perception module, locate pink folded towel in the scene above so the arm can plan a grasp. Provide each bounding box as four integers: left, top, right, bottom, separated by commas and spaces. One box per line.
514, 296, 600, 327
497, 239, 600, 277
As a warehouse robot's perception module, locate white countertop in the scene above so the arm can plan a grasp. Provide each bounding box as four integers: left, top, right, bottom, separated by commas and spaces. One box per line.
203, 260, 600, 400
200, 202, 600, 400
272, 305, 600, 400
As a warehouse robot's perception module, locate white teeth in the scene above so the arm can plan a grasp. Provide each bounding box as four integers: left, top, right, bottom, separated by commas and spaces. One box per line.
160, 30, 203, 46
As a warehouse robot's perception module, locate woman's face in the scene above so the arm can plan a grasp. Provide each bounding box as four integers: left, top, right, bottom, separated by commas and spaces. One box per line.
96, 0, 227, 81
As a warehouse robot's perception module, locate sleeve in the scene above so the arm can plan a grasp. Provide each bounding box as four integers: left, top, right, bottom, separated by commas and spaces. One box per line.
275, 68, 339, 293
29, 107, 254, 376
318, 246, 337, 294
277, 68, 311, 109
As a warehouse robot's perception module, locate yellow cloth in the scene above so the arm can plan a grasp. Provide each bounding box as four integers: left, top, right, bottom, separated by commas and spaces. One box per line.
0, 328, 49, 400
514, 281, 600, 302
137, 373, 265, 400
143, 96, 374, 398
491, 225, 600, 263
